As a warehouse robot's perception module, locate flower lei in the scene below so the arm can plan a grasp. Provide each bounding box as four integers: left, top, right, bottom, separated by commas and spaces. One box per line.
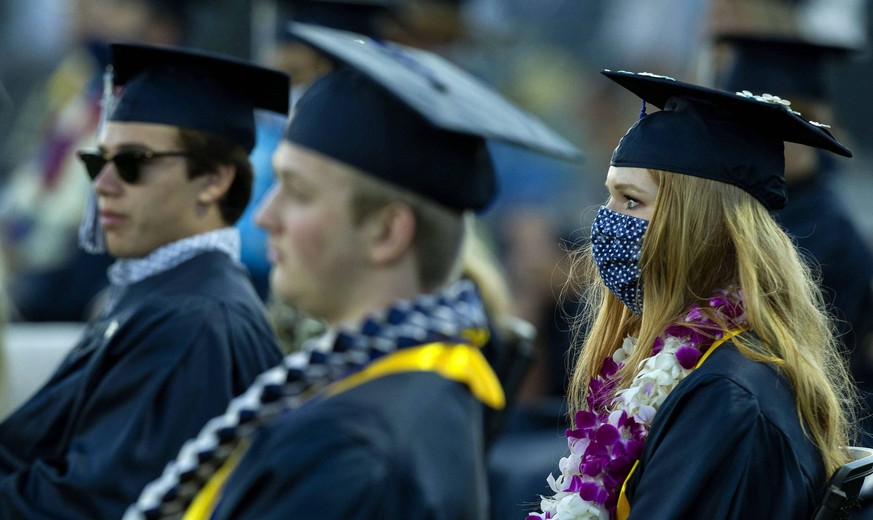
526, 290, 747, 520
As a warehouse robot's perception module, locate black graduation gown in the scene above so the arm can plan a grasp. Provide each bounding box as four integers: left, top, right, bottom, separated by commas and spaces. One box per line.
0, 251, 283, 519
212, 370, 491, 520
624, 342, 825, 519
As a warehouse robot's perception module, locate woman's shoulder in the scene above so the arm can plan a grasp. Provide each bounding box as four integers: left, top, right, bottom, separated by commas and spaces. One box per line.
661, 341, 816, 453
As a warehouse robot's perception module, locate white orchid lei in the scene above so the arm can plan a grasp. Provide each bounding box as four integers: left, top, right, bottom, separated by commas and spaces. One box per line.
526, 290, 747, 520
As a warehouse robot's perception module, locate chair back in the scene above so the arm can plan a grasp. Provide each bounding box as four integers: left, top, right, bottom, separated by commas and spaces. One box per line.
812, 446, 873, 520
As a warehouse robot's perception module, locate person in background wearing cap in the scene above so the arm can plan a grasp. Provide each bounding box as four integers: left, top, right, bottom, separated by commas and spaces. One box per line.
239, 0, 397, 352
527, 70, 857, 520
0, 44, 286, 518
123, 23, 580, 520
715, 37, 873, 446
244, 0, 468, 300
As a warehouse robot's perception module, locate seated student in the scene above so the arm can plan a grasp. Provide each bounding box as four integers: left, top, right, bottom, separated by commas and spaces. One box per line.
0, 44, 286, 518
124, 22, 581, 520
527, 71, 857, 519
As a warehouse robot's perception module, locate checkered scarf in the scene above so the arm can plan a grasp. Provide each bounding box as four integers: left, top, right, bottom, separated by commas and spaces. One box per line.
123, 279, 488, 520
103, 228, 240, 313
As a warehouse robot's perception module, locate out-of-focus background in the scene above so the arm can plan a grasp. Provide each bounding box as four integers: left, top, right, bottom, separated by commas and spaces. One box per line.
1, 0, 873, 516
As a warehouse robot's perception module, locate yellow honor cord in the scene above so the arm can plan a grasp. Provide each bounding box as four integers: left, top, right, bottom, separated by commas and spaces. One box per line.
615, 328, 746, 520
326, 340, 505, 409
183, 440, 249, 520
183, 335, 504, 519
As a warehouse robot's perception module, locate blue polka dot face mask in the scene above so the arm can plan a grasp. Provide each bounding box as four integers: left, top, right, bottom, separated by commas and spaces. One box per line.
590, 205, 649, 315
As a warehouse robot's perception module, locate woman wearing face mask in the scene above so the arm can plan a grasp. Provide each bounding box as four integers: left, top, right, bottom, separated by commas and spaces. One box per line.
526, 71, 859, 520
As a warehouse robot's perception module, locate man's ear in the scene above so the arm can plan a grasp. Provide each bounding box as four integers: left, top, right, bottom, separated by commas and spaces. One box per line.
366, 203, 416, 266
197, 164, 236, 205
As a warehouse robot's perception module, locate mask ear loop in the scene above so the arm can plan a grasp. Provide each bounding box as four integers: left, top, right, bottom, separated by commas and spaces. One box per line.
78, 66, 117, 254
639, 100, 647, 119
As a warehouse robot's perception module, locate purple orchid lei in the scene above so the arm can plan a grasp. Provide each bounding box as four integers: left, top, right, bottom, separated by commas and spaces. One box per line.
526, 290, 747, 520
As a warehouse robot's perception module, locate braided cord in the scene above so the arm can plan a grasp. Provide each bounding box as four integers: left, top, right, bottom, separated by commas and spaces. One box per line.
123, 280, 486, 520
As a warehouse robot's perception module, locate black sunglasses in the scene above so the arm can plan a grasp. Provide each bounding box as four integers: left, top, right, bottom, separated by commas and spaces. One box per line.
77, 149, 193, 184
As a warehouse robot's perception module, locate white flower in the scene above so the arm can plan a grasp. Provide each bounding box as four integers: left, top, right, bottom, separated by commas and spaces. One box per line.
560, 452, 582, 477
612, 337, 636, 364
637, 404, 656, 424
736, 90, 793, 106
636, 72, 676, 81
568, 437, 590, 457
556, 493, 610, 520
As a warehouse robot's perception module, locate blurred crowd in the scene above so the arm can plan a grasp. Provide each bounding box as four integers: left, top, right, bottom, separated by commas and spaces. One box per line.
1, 0, 873, 516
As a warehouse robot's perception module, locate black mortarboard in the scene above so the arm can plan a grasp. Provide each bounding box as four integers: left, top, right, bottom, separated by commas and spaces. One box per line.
108, 43, 290, 152
279, 0, 395, 38
707, 0, 868, 55
284, 23, 582, 211
605, 70, 852, 210
719, 38, 836, 101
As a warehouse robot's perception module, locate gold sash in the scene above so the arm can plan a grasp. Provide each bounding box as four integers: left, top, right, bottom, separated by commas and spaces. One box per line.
182, 340, 504, 520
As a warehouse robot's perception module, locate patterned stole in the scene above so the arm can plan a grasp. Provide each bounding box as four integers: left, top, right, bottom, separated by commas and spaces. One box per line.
123, 280, 502, 520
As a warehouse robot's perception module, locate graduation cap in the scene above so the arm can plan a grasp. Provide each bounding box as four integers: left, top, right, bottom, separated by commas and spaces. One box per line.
706, 0, 867, 55
283, 22, 582, 211
718, 38, 840, 102
278, 0, 396, 37
604, 69, 852, 210
107, 43, 290, 152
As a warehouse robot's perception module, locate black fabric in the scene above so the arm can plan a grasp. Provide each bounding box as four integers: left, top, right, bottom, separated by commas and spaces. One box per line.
611, 96, 788, 210
289, 67, 496, 210
212, 371, 490, 520
604, 69, 853, 211
278, 0, 391, 38
109, 43, 289, 152
720, 38, 833, 102
624, 342, 825, 519
0, 252, 283, 519
286, 23, 582, 161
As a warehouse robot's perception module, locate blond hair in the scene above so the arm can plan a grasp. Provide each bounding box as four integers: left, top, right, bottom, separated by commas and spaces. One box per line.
348, 173, 466, 292
566, 170, 857, 475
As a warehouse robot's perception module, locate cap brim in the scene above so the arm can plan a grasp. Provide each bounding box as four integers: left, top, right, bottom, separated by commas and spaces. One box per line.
111, 43, 290, 115
602, 69, 852, 157
289, 22, 583, 161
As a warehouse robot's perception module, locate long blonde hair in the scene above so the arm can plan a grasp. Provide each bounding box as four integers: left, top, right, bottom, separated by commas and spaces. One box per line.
565, 169, 857, 475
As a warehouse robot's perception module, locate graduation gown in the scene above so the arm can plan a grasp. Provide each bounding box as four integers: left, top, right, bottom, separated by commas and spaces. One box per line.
211, 370, 491, 520
623, 342, 825, 519
0, 251, 283, 519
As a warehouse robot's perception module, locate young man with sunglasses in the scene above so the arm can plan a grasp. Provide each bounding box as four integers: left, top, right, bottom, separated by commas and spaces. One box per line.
0, 44, 286, 519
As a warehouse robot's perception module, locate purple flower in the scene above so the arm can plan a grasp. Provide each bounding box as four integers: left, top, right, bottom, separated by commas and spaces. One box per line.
577, 481, 609, 505
625, 439, 645, 458
600, 357, 619, 378
607, 454, 633, 475
563, 474, 584, 492
584, 441, 608, 459
575, 410, 597, 429
686, 306, 704, 321
675, 346, 701, 369
595, 424, 621, 445
581, 459, 604, 477
709, 296, 728, 308
664, 324, 692, 339
652, 336, 664, 355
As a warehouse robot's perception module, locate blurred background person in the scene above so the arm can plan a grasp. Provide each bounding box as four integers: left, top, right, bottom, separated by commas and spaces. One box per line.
700, 0, 873, 446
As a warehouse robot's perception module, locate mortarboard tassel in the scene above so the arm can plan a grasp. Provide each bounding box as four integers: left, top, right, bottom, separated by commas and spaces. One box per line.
78, 67, 116, 255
